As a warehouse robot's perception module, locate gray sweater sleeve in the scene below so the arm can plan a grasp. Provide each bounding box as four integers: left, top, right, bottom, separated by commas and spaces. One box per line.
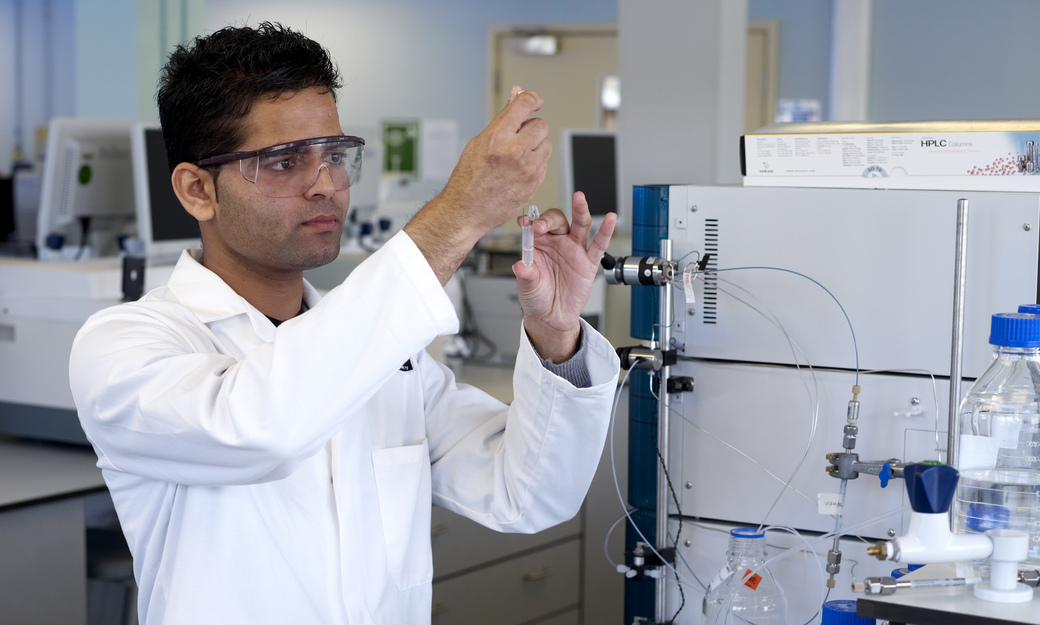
539, 327, 591, 388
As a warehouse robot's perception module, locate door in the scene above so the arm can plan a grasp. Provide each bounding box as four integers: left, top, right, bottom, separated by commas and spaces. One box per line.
746, 21, 779, 131
490, 26, 618, 224
491, 23, 780, 221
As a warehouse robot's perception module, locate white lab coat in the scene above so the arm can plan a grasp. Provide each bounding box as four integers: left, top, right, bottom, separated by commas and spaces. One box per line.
69, 231, 620, 625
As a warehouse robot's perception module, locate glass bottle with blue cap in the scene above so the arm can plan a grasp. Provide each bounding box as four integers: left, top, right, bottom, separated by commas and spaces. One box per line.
702, 527, 787, 625
952, 311, 1040, 569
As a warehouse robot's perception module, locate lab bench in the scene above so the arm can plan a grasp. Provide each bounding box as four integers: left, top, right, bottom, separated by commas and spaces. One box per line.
854, 563, 1040, 625
0, 437, 107, 625
858, 585, 1040, 624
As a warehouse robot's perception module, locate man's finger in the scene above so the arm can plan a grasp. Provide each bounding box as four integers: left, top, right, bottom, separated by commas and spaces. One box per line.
588, 213, 617, 263
533, 208, 570, 235
493, 89, 544, 134
517, 117, 551, 154
568, 192, 593, 244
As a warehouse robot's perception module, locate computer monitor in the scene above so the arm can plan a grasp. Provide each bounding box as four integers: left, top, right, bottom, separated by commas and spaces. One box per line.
558, 128, 621, 229
36, 117, 137, 259
131, 122, 200, 263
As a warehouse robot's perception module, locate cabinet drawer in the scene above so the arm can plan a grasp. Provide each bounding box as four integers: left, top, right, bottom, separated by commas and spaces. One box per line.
431, 505, 581, 578
431, 539, 580, 625
532, 609, 580, 625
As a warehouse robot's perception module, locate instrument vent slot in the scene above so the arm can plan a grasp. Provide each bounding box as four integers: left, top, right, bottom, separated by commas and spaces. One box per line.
703, 218, 719, 324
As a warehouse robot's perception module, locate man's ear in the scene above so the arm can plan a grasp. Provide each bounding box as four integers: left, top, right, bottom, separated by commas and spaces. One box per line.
171, 163, 218, 222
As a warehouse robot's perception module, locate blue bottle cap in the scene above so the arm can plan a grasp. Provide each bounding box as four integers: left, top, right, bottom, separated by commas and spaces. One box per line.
1019, 304, 1040, 315
990, 313, 1040, 348
730, 527, 765, 539
45, 233, 65, 250
821, 599, 875, 625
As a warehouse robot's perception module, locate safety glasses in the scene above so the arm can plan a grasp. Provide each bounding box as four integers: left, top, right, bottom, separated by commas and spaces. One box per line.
195, 135, 365, 198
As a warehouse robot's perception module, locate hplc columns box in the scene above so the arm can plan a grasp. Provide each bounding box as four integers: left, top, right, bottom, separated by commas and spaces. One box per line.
740, 120, 1040, 191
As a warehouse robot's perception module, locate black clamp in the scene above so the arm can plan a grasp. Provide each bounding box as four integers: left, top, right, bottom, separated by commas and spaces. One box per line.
616, 346, 677, 371
627, 543, 676, 581
666, 376, 694, 394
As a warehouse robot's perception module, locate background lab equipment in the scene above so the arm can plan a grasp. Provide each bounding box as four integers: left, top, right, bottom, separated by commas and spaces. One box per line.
35, 118, 137, 261
1, 118, 190, 442
460, 267, 606, 365
608, 121, 1040, 624
558, 128, 621, 231
130, 122, 202, 263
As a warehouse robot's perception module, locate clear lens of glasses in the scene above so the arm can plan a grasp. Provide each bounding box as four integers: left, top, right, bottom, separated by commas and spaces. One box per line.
239, 140, 364, 198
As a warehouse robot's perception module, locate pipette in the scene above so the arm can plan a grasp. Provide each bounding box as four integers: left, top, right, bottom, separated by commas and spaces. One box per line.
521, 204, 539, 267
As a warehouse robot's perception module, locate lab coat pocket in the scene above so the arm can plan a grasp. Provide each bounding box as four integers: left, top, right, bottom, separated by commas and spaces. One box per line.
372, 441, 433, 590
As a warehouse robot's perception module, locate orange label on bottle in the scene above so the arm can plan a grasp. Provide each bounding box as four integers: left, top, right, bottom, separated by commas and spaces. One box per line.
743, 571, 763, 590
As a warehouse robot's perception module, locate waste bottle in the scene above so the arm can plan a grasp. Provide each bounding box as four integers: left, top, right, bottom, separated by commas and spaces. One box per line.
702, 528, 787, 625
952, 312, 1040, 568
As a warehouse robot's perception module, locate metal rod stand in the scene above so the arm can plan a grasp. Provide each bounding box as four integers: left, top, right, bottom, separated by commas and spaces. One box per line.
655, 239, 674, 623
947, 199, 969, 467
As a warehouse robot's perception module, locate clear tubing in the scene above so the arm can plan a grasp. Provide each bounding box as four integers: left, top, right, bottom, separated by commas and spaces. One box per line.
682, 265, 859, 384
607, 357, 910, 592
522, 204, 538, 267
827, 477, 848, 586
757, 505, 908, 574
605, 263, 884, 614
711, 279, 822, 528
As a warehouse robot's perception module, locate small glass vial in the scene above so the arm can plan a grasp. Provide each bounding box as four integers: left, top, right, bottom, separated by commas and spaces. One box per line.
702, 528, 787, 625
521, 204, 538, 267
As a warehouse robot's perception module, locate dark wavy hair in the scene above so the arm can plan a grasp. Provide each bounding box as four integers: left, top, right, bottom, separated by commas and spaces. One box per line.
157, 22, 343, 173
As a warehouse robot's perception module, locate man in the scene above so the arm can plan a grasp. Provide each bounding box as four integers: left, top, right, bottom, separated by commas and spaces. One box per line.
69, 22, 619, 625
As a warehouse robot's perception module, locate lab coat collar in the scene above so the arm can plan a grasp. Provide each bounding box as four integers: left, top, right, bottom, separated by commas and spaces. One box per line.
165, 249, 322, 328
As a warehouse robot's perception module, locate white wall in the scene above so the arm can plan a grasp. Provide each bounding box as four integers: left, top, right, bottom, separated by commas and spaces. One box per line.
870, 0, 1040, 121
134, 0, 207, 121
205, 0, 618, 150
0, 0, 206, 176
0, 0, 616, 178
9, 2, 1040, 181
618, 0, 748, 192
0, 0, 75, 175
74, 0, 137, 119
748, 0, 833, 119
747, 0, 1040, 123
0, 0, 16, 172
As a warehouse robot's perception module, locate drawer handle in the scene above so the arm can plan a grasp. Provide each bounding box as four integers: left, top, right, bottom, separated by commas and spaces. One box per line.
431, 524, 448, 537
521, 566, 553, 583
431, 601, 449, 616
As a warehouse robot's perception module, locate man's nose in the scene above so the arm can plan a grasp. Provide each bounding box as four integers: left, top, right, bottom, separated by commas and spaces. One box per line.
305, 163, 337, 197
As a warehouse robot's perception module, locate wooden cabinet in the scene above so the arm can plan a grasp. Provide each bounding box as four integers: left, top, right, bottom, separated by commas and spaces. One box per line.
432, 525, 580, 625
430, 505, 581, 579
